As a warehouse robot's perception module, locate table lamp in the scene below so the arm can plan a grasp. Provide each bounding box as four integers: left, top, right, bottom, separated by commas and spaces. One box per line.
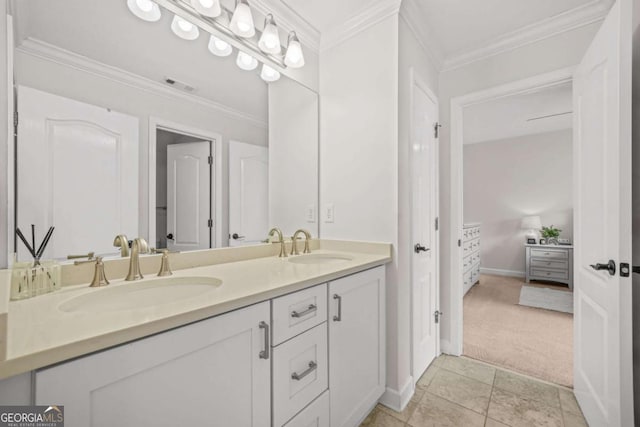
521, 215, 542, 242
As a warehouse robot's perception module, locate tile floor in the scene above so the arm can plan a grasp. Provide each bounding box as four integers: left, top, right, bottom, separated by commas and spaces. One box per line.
360, 355, 588, 427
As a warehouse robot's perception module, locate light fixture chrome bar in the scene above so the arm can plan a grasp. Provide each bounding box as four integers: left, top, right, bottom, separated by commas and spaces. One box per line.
155, 0, 287, 69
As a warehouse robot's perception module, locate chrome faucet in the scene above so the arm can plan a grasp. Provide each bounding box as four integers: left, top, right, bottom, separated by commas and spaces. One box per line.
268, 227, 287, 258
290, 229, 312, 255
113, 234, 130, 257
126, 237, 148, 281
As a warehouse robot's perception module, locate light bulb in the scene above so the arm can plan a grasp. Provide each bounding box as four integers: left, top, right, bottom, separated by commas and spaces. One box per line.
127, 0, 162, 22
171, 15, 200, 40
284, 31, 304, 68
236, 51, 258, 71
229, 0, 255, 38
208, 35, 232, 57
258, 14, 281, 55
190, 0, 221, 18
260, 64, 281, 82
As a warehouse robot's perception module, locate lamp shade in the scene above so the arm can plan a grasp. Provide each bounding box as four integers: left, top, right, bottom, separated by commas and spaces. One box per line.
520, 216, 542, 230
230, 0, 255, 38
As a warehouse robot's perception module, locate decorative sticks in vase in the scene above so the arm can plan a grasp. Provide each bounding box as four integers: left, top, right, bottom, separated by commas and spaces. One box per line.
11, 225, 60, 300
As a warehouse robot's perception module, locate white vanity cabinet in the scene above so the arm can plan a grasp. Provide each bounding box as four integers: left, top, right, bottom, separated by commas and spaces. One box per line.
329, 266, 386, 427
35, 302, 271, 427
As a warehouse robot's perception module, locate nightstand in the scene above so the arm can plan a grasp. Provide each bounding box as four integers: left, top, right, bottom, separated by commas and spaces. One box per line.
525, 244, 574, 290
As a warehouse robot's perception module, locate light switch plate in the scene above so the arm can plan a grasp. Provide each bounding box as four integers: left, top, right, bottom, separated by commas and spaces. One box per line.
306, 205, 316, 223
323, 204, 335, 223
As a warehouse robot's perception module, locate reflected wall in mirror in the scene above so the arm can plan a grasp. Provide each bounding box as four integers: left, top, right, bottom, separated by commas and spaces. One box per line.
11, 0, 319, 262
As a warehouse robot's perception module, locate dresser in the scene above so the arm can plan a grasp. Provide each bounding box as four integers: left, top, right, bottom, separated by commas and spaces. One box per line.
463, 223, 481, 295
525, 244, 574, 290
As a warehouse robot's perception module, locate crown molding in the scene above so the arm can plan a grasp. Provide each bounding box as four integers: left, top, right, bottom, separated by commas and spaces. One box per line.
15, 38, 267, 129
442, 0, 613, 71
399, 0, 444, 71
319, 0, 402, 52
250, 0, 321, 52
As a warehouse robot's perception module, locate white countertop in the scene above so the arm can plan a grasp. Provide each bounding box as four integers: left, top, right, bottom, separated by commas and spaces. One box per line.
0, 243, 391, 379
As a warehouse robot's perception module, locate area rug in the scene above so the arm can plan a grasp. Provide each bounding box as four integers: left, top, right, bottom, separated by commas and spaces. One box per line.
519, 285, 573, 314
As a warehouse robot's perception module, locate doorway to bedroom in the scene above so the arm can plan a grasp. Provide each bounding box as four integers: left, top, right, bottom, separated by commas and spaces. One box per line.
460, 80, 575, 387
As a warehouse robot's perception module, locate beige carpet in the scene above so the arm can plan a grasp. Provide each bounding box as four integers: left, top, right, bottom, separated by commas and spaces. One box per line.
463, 274, 573, 387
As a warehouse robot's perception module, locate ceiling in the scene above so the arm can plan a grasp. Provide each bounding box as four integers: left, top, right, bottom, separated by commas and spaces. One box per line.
281, 0, 382, 33
13, 0, 268, 122
463, 82, 572, 145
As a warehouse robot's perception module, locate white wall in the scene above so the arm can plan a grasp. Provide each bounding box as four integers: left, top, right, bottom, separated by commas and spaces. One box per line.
437, 23, 600, 350
0, 9, 8, 269
463, 130, 573, 275
269, 77, 319, 238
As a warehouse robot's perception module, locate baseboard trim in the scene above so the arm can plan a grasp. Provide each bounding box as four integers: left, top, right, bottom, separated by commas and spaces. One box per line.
480, 267, 525, 278
379, 376, 414, 412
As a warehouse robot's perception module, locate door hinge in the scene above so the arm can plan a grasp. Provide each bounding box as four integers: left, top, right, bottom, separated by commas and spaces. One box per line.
434, 310, 443, 324
208, 155, 213, 165
13, 111, 18, 128
458, 239, 462, 247
434, 122, 441, 138
207, 219, 213, 228
435, 217, 439, 231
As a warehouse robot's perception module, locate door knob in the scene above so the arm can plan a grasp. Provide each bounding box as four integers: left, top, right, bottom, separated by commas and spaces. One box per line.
231, 233, 245, 240
414, 244, 429, 254
166, 233, 174, 240
590, 260, 616, 276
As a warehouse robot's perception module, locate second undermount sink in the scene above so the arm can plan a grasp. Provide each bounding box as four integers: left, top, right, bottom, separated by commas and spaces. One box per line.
288, 253, 353, 265
58, 276, 222, 313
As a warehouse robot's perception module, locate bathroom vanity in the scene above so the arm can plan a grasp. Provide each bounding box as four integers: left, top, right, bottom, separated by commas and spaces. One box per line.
0, 241, 390, 427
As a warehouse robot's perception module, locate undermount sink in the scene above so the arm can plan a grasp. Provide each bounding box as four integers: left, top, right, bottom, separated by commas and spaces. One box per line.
288, 253, 353, 265
58, 276, 222, 313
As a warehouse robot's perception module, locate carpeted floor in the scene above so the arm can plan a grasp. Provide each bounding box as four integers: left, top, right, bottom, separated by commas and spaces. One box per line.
463, 274, 573, 387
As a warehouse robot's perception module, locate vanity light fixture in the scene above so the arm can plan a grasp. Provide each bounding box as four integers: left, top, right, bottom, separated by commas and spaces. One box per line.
260, 64, 280, 82
190, 0, 221, 18
258, 14, 281, 55
230, 0, 256, 38
171, 14, 200, 40
236, 51, 258, 71
284, 31, 305, 68
127, 0, 162, 22
207, 34, 233, 57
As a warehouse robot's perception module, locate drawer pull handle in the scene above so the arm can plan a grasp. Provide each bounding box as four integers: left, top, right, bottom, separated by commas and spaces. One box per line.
291, 361, 318, 381
259, 321, 270, 360
291, 304, 317, 318
333, 294, 342, 322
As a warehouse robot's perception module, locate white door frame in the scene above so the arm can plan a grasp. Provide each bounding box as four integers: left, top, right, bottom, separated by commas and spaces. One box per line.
447, 67, 574, 355
409, 67, 440, 380
148, 117, 223, 249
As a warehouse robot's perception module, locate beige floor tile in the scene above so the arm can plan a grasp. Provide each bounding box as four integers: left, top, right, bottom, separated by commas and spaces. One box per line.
427, 368, 492, 415
416, 365, 440, 392
441, 356, 496, 385
360, 407, 407, 427
379, 389, 423, 422
562, 411, 588, 427
487, 388, 563, 427
485, 418, 511, 427
493, 370, 560, 408
408, 392, 486, 427
432, 355, 447, 368
558, 389, 584, 417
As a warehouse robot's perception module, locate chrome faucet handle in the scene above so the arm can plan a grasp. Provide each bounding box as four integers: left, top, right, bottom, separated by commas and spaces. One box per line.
292, 229, 312, 254
67, 251, 96, 260
268, 227, 287, 258
89, 257, 109, 287
157, 249, 173, 277
113, 234, 130, 257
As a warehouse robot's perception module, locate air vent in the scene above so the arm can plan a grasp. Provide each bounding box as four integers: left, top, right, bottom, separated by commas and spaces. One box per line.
163, 77, 196, 93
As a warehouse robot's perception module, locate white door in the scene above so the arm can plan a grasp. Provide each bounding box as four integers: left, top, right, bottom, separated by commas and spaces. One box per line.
166, 141, 212, 251
411, 78, 439, 381
35, 302, 271, 427
229, 141, 268, 246
329, 267, 385, 427
572, 0, 633, 425
17, 86, 138, 260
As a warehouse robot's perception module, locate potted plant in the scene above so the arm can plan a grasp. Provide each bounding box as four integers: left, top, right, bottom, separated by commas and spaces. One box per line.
540, 225, 562, 245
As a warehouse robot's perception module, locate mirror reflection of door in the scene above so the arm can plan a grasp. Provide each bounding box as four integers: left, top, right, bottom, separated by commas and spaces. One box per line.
228, 141, 268, 246
156, 129, 213, 251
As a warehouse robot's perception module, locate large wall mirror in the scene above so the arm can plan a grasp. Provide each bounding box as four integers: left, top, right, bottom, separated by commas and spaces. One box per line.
10, 0, 319, 262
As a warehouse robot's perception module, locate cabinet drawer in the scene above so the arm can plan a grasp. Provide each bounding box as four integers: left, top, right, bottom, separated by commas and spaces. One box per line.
272, 283, 327, 346
531, 268, 569, 280
531, 259, 568, 270
531, 249, 568, 259
283, 391, 329, 427
273, 324, 328, 427
463, 255, 473, 271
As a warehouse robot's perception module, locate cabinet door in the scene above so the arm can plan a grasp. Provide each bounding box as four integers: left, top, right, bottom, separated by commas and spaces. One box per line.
35, 302, 271, 427
329, 266, 385, 427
